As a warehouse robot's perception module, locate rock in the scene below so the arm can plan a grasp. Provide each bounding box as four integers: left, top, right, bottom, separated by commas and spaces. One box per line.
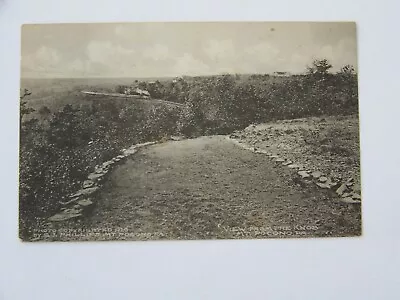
136, 141, 156, 147
48, 209, 82, 222
70, 186, 99, 198
83, 180, 95, 189
341, 197, 361, 204
352, 183, 362, 193
319, 176, 328, 183
316, 182, 331, 189
255, 149, 269, 154
342, 192, 351, 198
275, 158, 285, 162
336, 184, 348, 196
95, 167, 107, 174
88, 173, 104, 181
123, 148, 137, 155
326, 180, 339, 189
73, 204, 81, 209
351, 193, 361, 200
270, 155, 279, 159
311, 171, 323, 179
282, 161, 292, 166
298, 171, 310, 178
288, 164, 301, 169
64, 208, 83, 214
78, 199, 93, 207
60, 196, 80, 206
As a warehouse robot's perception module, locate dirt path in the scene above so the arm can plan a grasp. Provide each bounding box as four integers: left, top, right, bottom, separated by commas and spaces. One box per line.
58, 136, 361, 241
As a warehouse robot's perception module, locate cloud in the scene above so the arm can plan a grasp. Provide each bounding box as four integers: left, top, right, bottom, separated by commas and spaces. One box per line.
22, 46, 61, 72
173, 53, 210, 76
86, 41, 135, 64
143, 44, 169, 61
84, 41, 138, 76
21, 23, 358, 78
244, 42, 280, 64
203, 39, 235, 62
302, 37, 358, 72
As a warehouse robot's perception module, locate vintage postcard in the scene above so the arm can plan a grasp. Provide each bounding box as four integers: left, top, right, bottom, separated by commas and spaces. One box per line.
19, 22, 361, 241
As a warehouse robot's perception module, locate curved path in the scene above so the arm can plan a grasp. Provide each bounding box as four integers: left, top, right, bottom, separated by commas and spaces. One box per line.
62, 136, 361, 241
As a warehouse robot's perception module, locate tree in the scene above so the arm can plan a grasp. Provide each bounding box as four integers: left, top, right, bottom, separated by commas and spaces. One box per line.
306, 59, 333, 76
115, 85, 127, 94
38, 105, 51, 116
20, 88, 34, 124
339, 64, 356, 75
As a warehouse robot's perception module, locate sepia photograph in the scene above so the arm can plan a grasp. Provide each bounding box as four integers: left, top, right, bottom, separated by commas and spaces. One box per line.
19, 22, 361, 242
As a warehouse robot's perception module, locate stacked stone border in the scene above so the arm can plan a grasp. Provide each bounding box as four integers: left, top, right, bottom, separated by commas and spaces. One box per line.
48, 141, 156, 222
225, 136, 361, 205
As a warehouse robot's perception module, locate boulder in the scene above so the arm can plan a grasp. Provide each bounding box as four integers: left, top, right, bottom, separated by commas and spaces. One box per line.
275, 158, 285, 162
282, 161, 293, 166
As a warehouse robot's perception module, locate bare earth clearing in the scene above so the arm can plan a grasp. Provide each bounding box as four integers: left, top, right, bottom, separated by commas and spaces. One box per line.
49, 135, 361, 241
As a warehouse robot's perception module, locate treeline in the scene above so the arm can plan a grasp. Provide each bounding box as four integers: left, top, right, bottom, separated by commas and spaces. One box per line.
145, 59, 358, 136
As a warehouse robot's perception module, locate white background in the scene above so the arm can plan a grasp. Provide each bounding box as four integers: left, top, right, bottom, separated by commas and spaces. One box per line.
1, 0, 399, 299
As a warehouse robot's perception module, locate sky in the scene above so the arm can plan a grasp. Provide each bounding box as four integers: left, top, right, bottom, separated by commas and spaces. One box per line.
21, 22, 358, 78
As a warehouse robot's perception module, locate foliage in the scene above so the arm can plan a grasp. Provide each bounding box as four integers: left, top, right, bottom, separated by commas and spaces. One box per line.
306, 59, 333, 76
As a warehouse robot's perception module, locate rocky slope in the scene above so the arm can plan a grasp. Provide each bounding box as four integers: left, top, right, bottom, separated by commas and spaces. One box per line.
229, 115, 362, 204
